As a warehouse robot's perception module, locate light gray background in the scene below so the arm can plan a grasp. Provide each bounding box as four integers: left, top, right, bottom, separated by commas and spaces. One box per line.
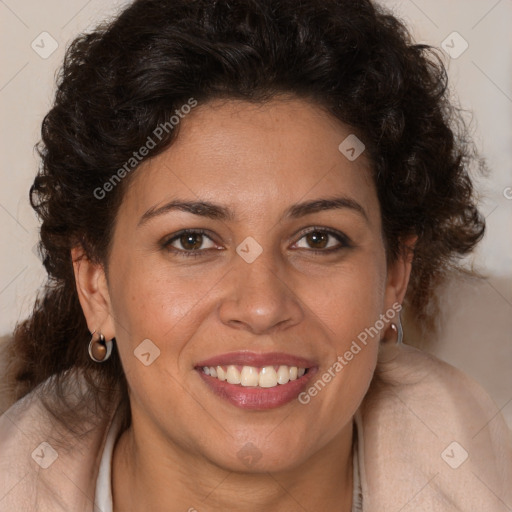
1, 0, 511, 426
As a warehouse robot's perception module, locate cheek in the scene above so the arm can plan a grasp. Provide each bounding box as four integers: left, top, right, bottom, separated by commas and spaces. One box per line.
297, 248, 386, 421
304, 248, 388, 341
105, 257, 222, 434
109, 255, 216, 339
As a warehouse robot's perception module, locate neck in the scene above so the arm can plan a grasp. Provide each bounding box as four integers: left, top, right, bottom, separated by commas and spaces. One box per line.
112, 419, 354, 512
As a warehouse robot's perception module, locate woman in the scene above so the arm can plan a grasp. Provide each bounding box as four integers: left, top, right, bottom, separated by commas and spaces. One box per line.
0, 0, 510, 510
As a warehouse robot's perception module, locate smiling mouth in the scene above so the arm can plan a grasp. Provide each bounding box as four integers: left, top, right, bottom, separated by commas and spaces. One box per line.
195, 351, 317, 409
199, 364, 309, 388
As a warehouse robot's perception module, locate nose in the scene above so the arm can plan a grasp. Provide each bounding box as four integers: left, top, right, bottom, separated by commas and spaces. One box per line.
218, 252, 304, 335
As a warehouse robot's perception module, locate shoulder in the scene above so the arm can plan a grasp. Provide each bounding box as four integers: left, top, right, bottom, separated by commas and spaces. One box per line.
371, 342, 510, 440
356, 342, 512, 512
0, 371, 116, 511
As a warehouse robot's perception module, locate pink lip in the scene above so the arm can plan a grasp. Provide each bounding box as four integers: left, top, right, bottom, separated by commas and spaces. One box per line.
196, 368, 318, 410
195, 351, 318, 410
195, 351, 317, 369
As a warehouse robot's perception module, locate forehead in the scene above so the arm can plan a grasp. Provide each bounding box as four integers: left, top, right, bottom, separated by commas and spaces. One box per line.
120, 97, 377, 223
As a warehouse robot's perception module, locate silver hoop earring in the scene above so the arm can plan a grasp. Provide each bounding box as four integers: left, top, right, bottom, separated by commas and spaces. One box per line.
395, 315, 403, 345
384, 318, 403, 345
88, 331, 113, 363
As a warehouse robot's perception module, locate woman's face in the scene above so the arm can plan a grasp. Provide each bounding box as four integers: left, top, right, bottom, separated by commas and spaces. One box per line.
77, 97, 410, 472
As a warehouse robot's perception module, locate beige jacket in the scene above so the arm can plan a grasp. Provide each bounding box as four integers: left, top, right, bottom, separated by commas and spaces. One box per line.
1, 342, 511, 511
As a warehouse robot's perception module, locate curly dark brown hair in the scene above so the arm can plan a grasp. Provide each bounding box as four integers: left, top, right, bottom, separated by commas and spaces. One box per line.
6, 0, 484, 426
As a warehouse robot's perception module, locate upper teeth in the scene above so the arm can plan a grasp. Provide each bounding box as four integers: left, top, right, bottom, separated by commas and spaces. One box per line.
202, 365, 306, 388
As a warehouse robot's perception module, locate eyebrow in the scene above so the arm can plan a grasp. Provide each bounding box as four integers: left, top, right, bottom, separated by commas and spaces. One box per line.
138, 196, 369, 227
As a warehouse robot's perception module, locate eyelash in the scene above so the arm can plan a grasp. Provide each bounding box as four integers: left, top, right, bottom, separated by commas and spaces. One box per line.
162, 227, 352, 258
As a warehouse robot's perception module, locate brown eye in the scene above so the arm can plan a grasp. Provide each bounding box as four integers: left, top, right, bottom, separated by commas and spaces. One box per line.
163, 229, 217, 256
305, 231, 329, 249
179, 233, 204, 250
293, 228, 352, 253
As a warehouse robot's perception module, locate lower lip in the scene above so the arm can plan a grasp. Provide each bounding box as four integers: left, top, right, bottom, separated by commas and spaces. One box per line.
196, 368, 318, 410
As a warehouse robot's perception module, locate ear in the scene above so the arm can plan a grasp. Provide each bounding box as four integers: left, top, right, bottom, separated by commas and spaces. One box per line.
71, 245, 116, 340
383, 235, 417, 309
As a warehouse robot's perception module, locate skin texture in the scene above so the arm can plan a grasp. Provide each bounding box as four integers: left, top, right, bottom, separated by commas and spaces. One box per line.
72, 97, 413, 511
